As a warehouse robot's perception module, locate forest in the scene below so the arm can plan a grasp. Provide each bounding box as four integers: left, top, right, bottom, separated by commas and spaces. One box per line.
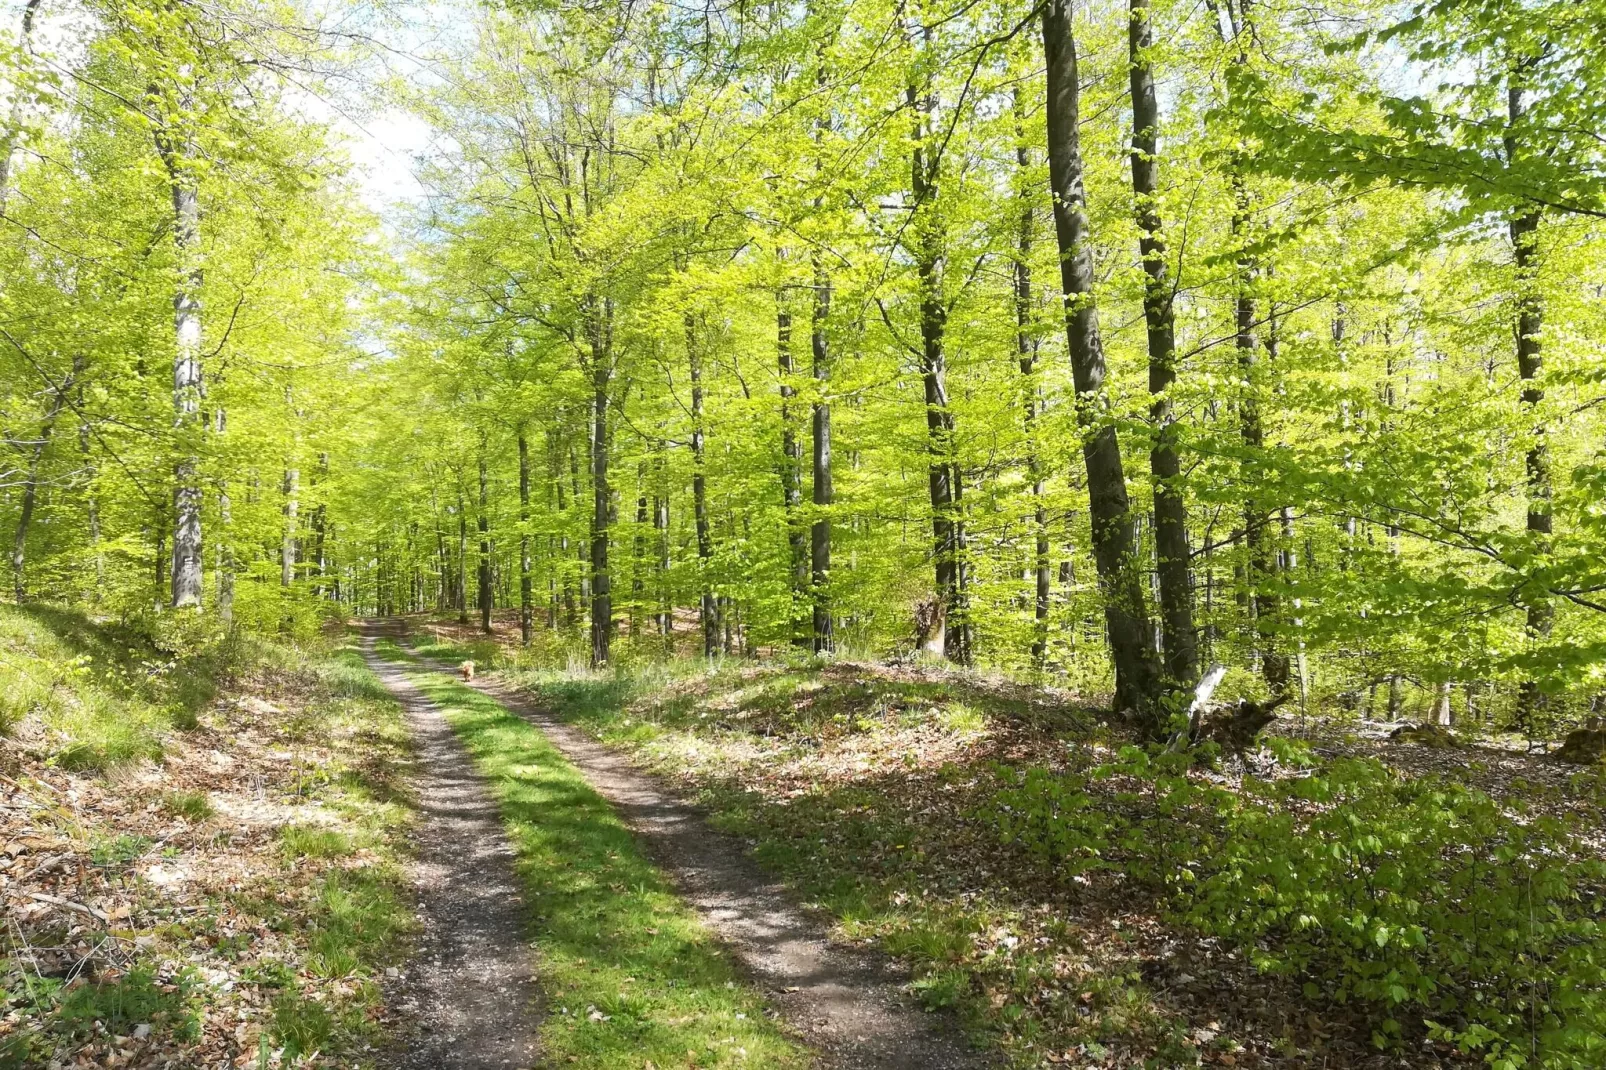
3, 0, 1606, 1066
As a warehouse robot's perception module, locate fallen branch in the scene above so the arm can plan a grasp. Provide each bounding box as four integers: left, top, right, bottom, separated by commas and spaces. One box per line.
25, 891, 109, 923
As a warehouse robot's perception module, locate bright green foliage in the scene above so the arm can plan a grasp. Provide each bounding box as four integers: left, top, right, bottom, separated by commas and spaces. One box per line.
7, 0, 1606, 725
989, 748, 1606, 1066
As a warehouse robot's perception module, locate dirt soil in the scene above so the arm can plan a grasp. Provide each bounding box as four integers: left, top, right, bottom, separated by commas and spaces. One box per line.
361, 629, 541, 1070
406, 646, 990, 1070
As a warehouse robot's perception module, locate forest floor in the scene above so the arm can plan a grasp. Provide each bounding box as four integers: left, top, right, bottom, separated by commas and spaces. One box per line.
0, 606, 419, 1068
8, 606, 1600, 1070
405, 613, 1606, 1070
377, 634, 988, 1070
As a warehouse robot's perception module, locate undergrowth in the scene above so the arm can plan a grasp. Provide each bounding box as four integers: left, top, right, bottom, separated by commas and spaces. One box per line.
1, 608, 417, 1068
473, 645, 1606, 1068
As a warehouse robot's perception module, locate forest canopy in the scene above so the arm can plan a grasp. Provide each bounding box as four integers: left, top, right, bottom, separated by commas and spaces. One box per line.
4, 0, 1606, 735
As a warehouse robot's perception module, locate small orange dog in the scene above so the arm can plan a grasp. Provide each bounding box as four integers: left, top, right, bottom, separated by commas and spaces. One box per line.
459, 661, 475, 682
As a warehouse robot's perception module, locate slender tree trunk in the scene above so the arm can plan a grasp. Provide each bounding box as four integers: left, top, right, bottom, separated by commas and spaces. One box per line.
478, 444, 492, 634
632, 460, 649, 636
778, 298, 809, 644
159, 120, 204, 609
281, 467, 299, 588
1013, 90, 1051, 670
588, 297, 614, 667
810, 256, 835, 653
308, 453, 328, 598
910, 53, 970, 666
1128, 0, 1197, 697
1231, 174, 1289, 697
653, 445, 671, 637
518, 432, 533, 645
457, 490, 469, 624
1508, 83, 1550, 730
689, 313, 720, 657
809, 40, 835, 656
1041, 0, 1160, 721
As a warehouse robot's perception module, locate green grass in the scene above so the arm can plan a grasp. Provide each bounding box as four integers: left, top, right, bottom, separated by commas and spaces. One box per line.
278, 825, 354, 859
391, 660, 809, 1069
161, 789, 215, 821
0, 603, 249, 766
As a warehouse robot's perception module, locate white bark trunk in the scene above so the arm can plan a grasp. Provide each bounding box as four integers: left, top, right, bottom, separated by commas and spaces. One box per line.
165, 107, 204, 609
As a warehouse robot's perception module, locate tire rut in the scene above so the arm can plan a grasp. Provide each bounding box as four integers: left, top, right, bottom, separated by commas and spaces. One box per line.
361, 631, 541, 1070
412, 648, 991, 1070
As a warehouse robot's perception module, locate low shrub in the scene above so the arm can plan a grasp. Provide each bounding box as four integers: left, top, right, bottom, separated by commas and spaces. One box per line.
987, 748, 1606, 1067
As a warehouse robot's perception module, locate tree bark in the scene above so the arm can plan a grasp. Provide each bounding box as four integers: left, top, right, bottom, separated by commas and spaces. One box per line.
1041, 0, 1160, 720
159, 117, 204, 609
910, 48, 971, 666
689, 313, 720, 657
281, 467, 299, 588
1128, 0, 1198, 696
457, 488, 469, 625
586, 300, 614, 667
1508, 80, 1551, 731
308, 453, 328, 599
810, 256, 834, 653
478, 443, 493, 634
1014, 88, 1051, 670
653, 445, 671, 637
778, 299, 809, 644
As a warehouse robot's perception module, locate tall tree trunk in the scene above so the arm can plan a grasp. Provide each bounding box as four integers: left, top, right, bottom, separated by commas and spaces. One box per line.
82, 402, 104, 605
632, 460, 649, 635
519, 432, 533, 645
478, 444, 492, 634
1231, 175, 1288, 697
457, 489, 469, 624
910, 49, 971, 666
1508, 79, 1550, 731
810, 255, 834, 653
1041, 0, 1160, 721
653, 445, 671, 637
281, 467, 299, 588
588, 296, 614, 667
809, 38, 835, 656
1128, 0, 1197, 697
308, 453, 328, 598
689, 313, 720, 657
1014, 88, 1051, 670
159, 117, 204, 609
778, 297, 809, 644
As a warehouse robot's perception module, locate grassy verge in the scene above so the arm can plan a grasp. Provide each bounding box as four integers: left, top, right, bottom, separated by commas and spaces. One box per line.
378, 642, 809, 1069
2, 606, 418, 1068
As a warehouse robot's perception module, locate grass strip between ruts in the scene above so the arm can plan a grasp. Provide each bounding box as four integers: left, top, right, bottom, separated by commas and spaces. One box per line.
380, 646, 810, 1069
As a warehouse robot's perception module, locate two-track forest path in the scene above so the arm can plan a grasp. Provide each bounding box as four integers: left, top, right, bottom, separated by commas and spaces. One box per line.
369, 621, 988, 1070
358, 623, 542, 1070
